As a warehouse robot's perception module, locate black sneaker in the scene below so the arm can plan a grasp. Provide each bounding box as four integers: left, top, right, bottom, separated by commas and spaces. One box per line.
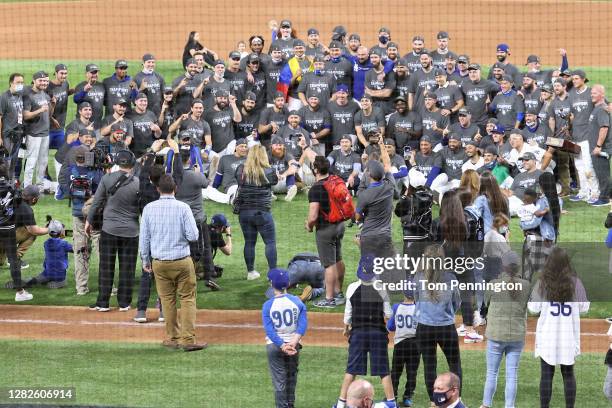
205, 280, 221, 291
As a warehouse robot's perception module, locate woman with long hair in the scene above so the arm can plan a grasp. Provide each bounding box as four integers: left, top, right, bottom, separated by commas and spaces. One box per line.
474, 171, 509, 233
414, 244, 463, 404
182, 31, 217, 69
234, 145, 279, 280
460, 169, 480, 205
432, 189, 483, 343
480, 251, 531, 408
528, 247, 590, 408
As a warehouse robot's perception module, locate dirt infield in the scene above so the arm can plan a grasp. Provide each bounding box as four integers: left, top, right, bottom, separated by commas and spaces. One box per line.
0, 0, 611, 66
0, 305, 609, 353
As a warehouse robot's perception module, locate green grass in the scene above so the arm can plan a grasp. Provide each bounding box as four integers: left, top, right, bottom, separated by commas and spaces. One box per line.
0, 339, 607, 407
0, 60, 610, 317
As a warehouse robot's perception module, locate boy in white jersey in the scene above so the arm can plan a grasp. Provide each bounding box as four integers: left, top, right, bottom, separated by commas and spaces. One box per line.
262, 268, 308, 408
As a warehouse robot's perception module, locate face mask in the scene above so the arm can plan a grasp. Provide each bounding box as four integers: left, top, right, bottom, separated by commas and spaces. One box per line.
314, 69, 322, 76
142, 68, 154, 75
379, 35, 389, 45
14, 84, 24, 93
331, 57, 340, 63
498, 225, 509, 235
496, 55, 506, 63
526, 120, 537, 128
432, 391, 450, 407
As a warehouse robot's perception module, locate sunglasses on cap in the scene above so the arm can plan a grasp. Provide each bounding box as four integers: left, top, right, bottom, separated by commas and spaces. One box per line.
117, 66, 128, 70
230, 57, 241, 61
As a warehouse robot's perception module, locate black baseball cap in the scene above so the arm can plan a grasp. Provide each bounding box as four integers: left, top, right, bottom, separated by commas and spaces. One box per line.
270, 44, 281, 52
458, 107, 470, 116
387, 42, 398, 49
213, 59, 225, 67
467, 63, 481, 71
542, 83, 556, 93
247, 53, 260, 63
135, 92, 147, 101
280, 19, 292, 28
519, 152, 536, 161
235, 138, 247, 146
273, 91, 285, 100
142, 53, 155, 62
437, 31, 450, 39
85, 64, 99, 73
307, 28, 319, 36
526, 54, 540, 64
78, 128, 95, 137
114, 98, 129, 106
383, 138, 395, 146
412, 35, 425, 42
329, 40, 343, 49
163, 86, 174, 94
457, 55, 469, 63
78, 102, 92, 111
433, 67, 446, 76
185, 58, 197, 66
244, 91, 257, 102
216, 89, 230, 98
115, 59, 128, 69
394, 95, 407, 103
55, 63, 68, 72
271, 135, 284, 145
229, 51, 241, 60
396, 58, 409, 67
340, 135, 352, 142
448, 133, 461, 141
572, 69, 589, 82
524, 72, 537, 80
332, 25, 347, 36
501, 74, 513, 83
348, 33, 361, 41
424, 92, 438, 100
293, 39, 306, 48
379, 27, 391, 34
32, 71, 48, 80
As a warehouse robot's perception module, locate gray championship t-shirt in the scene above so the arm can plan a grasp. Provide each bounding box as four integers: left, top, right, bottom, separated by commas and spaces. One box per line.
569, 87, 593, 142
171, 74, 203, 115
324, 58, 353, 95
461, 79, 499, 125
355, 107, 386, 136
356, 172, 395, 238
421, 109, 449, 145
134, 71, 166, 117
491, 91, 525, 131
128, 109, 159, 157
510, 169, 543, 200
204, 107, 235, 153
386, 111, 422, 150
179, 116, 211, 146
102, 75, 133, 116
364, 69, 396, 115
449, 122, 480, 146
414, 151, 443, 178
297, 72, 336, 109
47, 81, 69, 128
217, 154, 246, 191
328, 149, 360, 180
0, 90, 23, 138
73, 81, 105, 126
439, 146, 468, 180
408, 68, 436, 114
328, 100, 360, 145
23, 87, 51, 137
589, 104, 612, 154
176, 168, 208, 223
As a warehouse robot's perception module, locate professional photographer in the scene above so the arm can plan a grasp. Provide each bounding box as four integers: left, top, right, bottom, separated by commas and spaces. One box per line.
0, 163, 33, 301
96, 125, 129, 164
175, 144, 219, 290
208, 213, 233, 275
86, 150, 140, 312
57, 141, 103, 295
0, 73, 25, 180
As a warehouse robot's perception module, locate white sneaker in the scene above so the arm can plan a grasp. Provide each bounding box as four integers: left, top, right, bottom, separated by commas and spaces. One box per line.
456, 324, 466, 337
15, 290, 33, 302
119, 305, 131, 312
285, 185, 298, 202
464, 331, 484, 344
247, 271, 261, 280
271, 193, 278, 201
473, 311, 486, 327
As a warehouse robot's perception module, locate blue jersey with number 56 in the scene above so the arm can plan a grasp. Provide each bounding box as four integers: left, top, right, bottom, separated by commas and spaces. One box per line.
262, 294, 308, 347
387, 302, 417, 344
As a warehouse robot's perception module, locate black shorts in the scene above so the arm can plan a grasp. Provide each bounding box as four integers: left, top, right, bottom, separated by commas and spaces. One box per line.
315, 222, 345, 268
346, 328, 390, 376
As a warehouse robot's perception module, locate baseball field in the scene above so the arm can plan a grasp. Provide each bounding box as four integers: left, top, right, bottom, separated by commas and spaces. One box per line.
1, 0, 612, 407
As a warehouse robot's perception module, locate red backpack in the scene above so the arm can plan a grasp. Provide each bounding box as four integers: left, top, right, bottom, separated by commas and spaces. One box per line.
321, 175, 355, 223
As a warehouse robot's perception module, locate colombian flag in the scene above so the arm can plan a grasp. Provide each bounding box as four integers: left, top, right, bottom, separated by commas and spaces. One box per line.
276, 57, 313, 100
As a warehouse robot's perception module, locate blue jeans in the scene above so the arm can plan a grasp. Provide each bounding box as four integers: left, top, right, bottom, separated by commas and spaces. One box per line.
483, 339, 524, 408
238, 209, 277, 272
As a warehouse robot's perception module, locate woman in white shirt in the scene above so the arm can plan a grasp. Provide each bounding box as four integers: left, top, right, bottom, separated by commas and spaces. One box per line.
528, 247, 590, 408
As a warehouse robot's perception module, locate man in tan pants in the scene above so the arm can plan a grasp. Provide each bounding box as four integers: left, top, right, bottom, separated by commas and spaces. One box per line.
139, 174, 205, 351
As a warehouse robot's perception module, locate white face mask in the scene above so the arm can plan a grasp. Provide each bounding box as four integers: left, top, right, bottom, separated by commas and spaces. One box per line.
498, 225, 509, 235
14, 84, 24, 93
142, 68, 154, 75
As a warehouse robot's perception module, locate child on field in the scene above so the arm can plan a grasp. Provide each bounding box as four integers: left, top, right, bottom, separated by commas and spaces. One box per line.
25, 220, 73, 289
387, 288, 420, 407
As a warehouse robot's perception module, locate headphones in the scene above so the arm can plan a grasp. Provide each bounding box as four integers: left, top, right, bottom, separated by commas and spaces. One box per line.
114, 149, 136, 167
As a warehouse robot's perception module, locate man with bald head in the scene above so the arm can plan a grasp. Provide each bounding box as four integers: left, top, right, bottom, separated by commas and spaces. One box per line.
432, 372, 465, 407
346, 379, 374, 408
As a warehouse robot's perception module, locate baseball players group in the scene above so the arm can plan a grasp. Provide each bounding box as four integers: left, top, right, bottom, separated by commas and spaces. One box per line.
0, 19, 610, 408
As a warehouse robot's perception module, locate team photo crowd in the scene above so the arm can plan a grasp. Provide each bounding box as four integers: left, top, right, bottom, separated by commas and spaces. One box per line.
1, 19, 612, 408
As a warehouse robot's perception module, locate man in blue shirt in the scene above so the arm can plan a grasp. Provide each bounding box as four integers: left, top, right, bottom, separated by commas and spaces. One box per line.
139, 174, 203, 351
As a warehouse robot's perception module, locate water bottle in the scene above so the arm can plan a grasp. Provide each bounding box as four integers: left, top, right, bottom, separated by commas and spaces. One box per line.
600, 151, 610, 159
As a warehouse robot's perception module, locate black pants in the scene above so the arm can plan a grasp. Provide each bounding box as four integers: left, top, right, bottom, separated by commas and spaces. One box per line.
189, 219, 215, 280
416, 323, 462, 401
96, 231, 138, 308
592, 154, 610, 200
454, 269, 474, 326
136, 269, 154, 311
0, 227, 22, 290
391, 337, 420, 400
540, 359, 576, 408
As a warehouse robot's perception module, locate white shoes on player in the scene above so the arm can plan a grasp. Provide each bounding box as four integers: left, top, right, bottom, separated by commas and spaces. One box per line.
15, 289, 33, 302
247, 270, 261, 280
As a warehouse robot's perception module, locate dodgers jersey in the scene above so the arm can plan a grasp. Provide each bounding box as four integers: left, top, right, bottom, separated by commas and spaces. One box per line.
387, 302, 418, 344
262, 294, 308, 347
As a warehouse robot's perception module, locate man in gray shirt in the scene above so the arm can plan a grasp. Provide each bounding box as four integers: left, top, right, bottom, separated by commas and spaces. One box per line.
203, 138, 248, 204
73, 64, 106, 127
134, 53, 166, 117
203, 90, 242, 155
86, 149, 140, 311
355, 135, 396, 263
589, 84, 612, 206
23, 71, 52, 189
0, 73, 24, 180
175, 145, 219, 290
327, 85, 360, 146
103, 59, 136, 116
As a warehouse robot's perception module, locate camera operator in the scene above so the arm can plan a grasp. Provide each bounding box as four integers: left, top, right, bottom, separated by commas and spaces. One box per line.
86, 150, 140, 312
57, 142, 103, 295
0, 73, 25, 180
175, 144, 219, 290
208, 213, 233, 275
0, 163, 33, 301
96, 125, 129, 164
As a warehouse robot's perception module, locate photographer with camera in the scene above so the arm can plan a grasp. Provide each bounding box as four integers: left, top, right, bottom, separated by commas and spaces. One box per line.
0, 73, 25, 181
96, 125, 129, 165
0, 163, 33, 302
57, 141, 103, 295
86, 150, 140, 312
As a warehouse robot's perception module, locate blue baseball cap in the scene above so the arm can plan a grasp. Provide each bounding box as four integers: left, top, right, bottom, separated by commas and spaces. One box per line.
211, 214, 229, 228
357, 255, 376, 282
497, 43, 510, 52
492, 124, 505, 134
268, 268, 290, 291
336, 84, 349, 93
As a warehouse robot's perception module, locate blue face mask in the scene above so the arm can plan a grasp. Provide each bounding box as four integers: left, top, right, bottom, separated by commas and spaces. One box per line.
314, 70, 322, 76
379, 35, 389, 44
331, 57, 341, 63
432, 391, 449, 406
